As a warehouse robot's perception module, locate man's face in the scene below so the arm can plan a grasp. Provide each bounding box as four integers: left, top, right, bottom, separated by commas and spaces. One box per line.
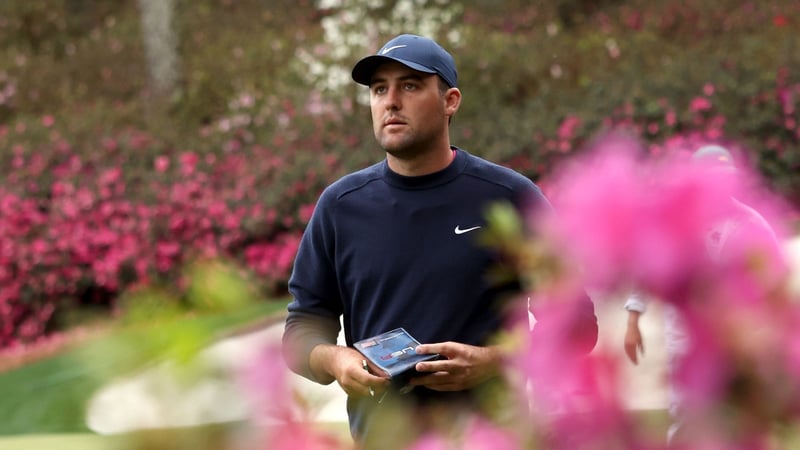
369, 62, 449, 158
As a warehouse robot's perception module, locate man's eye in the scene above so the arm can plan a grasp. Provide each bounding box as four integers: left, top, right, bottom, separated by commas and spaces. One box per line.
404, 83, 416, 90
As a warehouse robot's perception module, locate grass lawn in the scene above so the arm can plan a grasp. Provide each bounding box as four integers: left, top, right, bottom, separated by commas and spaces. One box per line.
0, 433, 133, 450
0, 300, 288, 437
0, 421, 355, 450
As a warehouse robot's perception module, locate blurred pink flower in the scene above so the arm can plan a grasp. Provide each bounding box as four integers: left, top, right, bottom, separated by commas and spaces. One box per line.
557, 115, 582, 140
405, 434, 451, 450
461, 418, 521, 450
154, 155, 170, 173
240, 344, 346, 449
298, 204, 315, 224
406, 418, 520, 450
99, 167, 122, 185
179, 152, 199, 176
534, 134, 754, 302
522, 133, 796, 447
239, 342, 294, 421
665, 109, 677, 127
101, 137, 118, 152
690, 96, 712, 113
264, 421, 342, 450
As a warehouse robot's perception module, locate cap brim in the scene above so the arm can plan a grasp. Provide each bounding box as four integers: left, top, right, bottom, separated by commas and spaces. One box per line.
352, 55, 437, 86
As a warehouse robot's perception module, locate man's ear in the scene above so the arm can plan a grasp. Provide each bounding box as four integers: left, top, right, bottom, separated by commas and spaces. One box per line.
444, 87, 462, 117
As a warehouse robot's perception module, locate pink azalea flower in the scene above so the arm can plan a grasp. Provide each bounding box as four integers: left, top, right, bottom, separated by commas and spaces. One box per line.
523, 133, 795, 447
154, 155, 170, 173
299, 203, 315, 224
238, 342, 294, 422
99, 167, 122, 185
534, 134, 754, 303
405, 418, 520, 450
689, 96, 712, 113
665, 109, 677, 127
557, 115, 582, 140
460, 418, 521, 450
179, 151, 199, 176
405, 434, 451, 450
263, 421, 343, 450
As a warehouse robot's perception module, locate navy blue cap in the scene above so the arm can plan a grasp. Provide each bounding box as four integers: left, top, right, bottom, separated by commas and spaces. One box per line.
352, 34, 458, 88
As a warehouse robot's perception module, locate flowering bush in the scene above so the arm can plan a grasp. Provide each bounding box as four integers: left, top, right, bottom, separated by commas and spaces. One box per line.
0, 114, 339, 348
453, 1, 800, 206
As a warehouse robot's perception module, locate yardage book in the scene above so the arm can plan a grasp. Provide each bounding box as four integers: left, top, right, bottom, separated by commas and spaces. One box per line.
354, 328, 440, 392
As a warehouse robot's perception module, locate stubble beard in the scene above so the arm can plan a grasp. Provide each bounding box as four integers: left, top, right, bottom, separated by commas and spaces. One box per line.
378, 129, 436, 161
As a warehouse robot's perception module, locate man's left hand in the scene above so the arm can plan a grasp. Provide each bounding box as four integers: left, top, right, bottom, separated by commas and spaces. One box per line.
408, 342, 501, 391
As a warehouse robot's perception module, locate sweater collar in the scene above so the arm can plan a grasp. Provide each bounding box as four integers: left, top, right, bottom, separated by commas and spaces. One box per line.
381, 147, 467, 190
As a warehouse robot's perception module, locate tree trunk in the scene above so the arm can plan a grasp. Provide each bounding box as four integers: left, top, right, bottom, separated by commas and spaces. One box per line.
137, 0, 180, 99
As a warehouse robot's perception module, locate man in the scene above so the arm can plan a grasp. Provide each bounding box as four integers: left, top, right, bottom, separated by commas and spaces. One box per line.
623, 144, 782, 443
282, 34, 598, 447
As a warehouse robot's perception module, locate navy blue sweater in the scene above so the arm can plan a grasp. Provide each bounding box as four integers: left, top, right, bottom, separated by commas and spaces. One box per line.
282, 148, 596, 437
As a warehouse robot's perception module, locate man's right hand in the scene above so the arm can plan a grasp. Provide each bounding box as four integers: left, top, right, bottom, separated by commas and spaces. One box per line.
309, 344, 389, 397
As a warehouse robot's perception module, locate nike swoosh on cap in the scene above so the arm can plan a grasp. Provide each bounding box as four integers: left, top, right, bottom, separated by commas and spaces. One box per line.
454, 225, 481, 235
381, 44, 407, 55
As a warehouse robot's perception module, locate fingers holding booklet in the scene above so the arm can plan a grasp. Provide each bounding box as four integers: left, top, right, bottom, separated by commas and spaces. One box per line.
354, 328, 442, 394
405, 341, 505, 392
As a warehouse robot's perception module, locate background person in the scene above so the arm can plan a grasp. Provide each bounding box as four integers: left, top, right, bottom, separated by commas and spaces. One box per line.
623, 144, 783, 443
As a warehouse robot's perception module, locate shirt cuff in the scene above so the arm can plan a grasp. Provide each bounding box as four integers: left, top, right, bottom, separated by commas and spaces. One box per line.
623, 297, 648, 313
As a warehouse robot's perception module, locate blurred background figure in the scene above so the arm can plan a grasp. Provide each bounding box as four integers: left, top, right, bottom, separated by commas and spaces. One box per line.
623, 144, 783, 444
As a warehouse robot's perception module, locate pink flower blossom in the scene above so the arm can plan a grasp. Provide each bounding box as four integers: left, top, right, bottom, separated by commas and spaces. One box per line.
298, 203, 315, 224
405, 434, 451, 450
520, 133, 795, 447
689, 96, 712, 113
154, 155, 170, 173
557, 115, 582, 140
238, 342, 294, 421
240, 344, 345, 450
179, 152, 199, 176
406, 418, 521, 450
99, 167, 122, 185
262, 421, 343, 450
534, 134, 758, 302
665, 109, 677, 127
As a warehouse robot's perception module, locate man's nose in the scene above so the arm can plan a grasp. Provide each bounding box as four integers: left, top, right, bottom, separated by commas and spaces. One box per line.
383, 86, 401, 109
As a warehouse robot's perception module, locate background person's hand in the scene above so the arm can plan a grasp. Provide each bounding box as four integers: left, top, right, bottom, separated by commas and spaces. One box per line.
408, 342, 502, 391
624, 315, 645, 364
